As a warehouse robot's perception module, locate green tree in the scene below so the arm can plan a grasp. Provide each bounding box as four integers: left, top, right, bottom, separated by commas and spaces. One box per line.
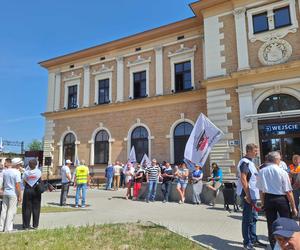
27, 139, 43, 151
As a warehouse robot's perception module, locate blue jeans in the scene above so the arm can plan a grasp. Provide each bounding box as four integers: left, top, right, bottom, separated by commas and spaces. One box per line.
106, 177, 113, 190
75, 184, 87, 206
147, 181, 158, 201
241, 196, 258, 246
162, 181, 172, 202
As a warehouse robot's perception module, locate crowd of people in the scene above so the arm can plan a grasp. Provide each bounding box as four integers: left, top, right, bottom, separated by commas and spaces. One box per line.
0, 158, 42, 232
103, 158, 223, 205
236, 143, 300, 250
2, 144, 300, 250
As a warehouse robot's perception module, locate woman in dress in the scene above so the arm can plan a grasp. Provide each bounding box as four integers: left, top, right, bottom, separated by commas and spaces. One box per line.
192, 164, 203, 205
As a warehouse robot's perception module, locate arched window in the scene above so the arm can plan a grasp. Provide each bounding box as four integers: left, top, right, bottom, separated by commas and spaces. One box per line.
174, 122, 193, 164
258, 94, 300, 113
94, 130, 109, 164
131, 126, 148, 163
63, 133, 75, 163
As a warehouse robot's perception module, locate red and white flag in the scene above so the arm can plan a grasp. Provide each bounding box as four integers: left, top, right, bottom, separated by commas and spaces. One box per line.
184, 113, 224, 166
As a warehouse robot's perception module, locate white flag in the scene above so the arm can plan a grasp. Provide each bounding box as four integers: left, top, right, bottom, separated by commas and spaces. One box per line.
140, 153, 151, 167
128, 146, 137, 163
0, 138, 3, 152
184, 113, 224, 166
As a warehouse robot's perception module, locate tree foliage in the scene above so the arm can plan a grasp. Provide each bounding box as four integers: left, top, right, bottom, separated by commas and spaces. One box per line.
27, 139, 43, 151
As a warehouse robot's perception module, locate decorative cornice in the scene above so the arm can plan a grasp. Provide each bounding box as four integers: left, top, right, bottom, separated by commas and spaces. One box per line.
92, 64, 114, 75
168, 44, 197, 58
63, 71, 82, 82
127, 55, 151, 67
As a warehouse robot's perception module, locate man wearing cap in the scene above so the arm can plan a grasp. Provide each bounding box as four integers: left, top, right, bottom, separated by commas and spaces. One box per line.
273, 217, 300, 250
257, 151, 297, 249
0, 158, 22, 232
60, 159, 72, 206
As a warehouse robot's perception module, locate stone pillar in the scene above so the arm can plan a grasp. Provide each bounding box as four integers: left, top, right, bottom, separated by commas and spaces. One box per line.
233, 8, 250, 70
155, 46, 163, 95
83, 64, 90, 107
46, 72, 55, 112
204, 16, 226, 78
116, 56, 124, 102
89, 140, 94, 166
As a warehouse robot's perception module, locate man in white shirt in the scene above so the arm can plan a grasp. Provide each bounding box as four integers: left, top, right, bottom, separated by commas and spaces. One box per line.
113, 161, 122, 190
257, 151, 297, 249
0, 158, 22, 232
60, 159, 72, 206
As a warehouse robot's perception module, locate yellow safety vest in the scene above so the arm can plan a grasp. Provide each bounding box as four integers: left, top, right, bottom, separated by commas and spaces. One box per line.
75, 165, 89, 184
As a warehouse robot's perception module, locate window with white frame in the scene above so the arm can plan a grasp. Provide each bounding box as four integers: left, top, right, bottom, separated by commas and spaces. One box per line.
127, 56, 150, 100
94, 70, 112, 105
64, 80, 80, 109
168, 44, 196, 93
247, 0, 298, 42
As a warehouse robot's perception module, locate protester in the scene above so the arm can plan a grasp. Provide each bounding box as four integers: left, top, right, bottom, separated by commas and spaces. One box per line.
290, 155, 300, 212
133, 164, 144, 200
0, 158, 22, 232
124, 163, 135, 199
257, 151, 297, 249
273, 217, 300, 250
105, 163, 114, 190
146, 159, 161, 202
113, 161, 122, 190
120, 162, 126, 188
192, 164, 203, 205
206, 162, 223, 206
289, 154, 299, 173
236, 143, 266, 250
278, 151, 288, 172
175, 162, 189, 204
161, 162, 173, 203
74, 160, 90, 208
60, 159, 72, 206
22, 159, 43, 230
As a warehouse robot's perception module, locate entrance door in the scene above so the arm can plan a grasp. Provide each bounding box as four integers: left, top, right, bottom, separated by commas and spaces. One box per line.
258, 118, 300, 164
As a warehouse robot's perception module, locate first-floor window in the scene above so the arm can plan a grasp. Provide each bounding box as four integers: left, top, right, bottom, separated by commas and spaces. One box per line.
94, 130, 109, 164
133, 71, 146, 99
68, 85, 78, 109
174, 122, 193, 164
131, 126, 148, 163
175, 61, 192, 92
63, 133, 76, 163
98, 79, 109, 104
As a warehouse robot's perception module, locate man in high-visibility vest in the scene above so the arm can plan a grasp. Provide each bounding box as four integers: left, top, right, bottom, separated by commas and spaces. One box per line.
74, 160, 90, 208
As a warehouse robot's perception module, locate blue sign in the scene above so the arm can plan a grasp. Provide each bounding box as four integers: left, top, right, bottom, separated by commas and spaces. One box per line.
262, 123, 300, 135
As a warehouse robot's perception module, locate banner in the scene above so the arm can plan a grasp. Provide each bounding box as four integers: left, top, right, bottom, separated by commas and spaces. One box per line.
184, 113, 224, 167
140, 153, 151, 167
128, 146, 137, 163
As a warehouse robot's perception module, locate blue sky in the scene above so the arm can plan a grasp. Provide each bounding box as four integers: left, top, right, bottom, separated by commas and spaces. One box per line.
0, 0, 194, 152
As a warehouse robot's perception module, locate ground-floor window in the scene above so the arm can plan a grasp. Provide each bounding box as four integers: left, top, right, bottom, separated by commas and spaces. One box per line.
131, 126, 148, 163
174, 122, 193, 164
94, 130, 109, 164
63, 133, 75, 163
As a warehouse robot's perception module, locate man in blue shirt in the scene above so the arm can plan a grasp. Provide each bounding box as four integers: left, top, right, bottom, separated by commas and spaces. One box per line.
105, 164, 114, 190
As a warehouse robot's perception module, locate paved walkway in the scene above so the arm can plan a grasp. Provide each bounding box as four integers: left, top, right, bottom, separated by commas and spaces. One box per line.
14, 188, 270, 250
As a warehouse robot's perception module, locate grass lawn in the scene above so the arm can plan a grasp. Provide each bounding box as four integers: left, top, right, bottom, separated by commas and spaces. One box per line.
0, 223, 206, 250
17, 206, 76, 214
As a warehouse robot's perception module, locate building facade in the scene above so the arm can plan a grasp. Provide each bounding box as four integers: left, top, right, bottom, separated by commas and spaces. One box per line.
40, 0, 300, 176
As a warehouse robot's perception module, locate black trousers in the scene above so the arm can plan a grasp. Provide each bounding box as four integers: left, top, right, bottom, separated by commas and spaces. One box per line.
22, 185, 41, 229
264, 193, 291, 249
60, 183, 70, 206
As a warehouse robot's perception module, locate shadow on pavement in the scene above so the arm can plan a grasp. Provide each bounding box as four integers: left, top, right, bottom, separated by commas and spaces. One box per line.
228, 214, 267, 222
110, 196, 126, 200
192, 234, 244, 249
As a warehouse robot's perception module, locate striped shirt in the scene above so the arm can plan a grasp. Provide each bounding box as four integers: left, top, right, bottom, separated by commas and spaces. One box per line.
146, 165, 160, 181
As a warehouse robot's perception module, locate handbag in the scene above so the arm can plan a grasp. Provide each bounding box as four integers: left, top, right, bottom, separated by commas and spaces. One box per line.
34, 179, 46, 194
